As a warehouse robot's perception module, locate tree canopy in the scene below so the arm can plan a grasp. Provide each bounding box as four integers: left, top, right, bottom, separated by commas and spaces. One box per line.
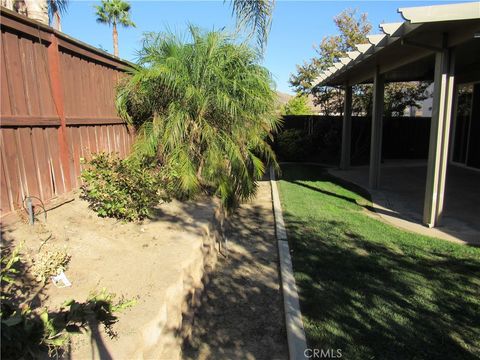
289, 8, 429, 116
95, 0, 135, 28
95, 0, 135, 57
281, 95, 312, 115
116, 27, 280, 211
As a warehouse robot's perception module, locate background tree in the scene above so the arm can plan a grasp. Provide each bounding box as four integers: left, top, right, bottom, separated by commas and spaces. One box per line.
281, 95, 312, 115
290, 9, 370, 96
95, 0, 135, 57
116, 27, 280, 211
289, 8, 429, 116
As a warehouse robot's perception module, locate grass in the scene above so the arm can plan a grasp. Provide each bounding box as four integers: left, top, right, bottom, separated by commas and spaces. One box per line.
278, 164, 480, 360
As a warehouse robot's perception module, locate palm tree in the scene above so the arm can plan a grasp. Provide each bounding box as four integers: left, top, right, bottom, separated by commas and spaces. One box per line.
231, 0, 275, 50
95, 0, 135, 57
116, 27, 280, 212
1, 0, 14, 11
9, 0, 67, 29
23, 0, 48, 24
48, 0, 68, 30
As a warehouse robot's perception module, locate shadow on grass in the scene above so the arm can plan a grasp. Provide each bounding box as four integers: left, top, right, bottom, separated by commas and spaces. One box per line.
280, 165, 480, 360
290, 179, 413, 221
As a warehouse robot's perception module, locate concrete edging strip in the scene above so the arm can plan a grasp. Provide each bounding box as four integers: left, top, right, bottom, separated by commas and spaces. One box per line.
270, 167, 308, 360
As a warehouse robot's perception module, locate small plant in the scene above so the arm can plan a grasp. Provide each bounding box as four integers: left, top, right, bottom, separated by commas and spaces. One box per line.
1, 246, 136, 358
81, 153, 169, 221
41, 289, 137, 356
1, 245, 21, 293
1, 246, 48, 358
31, 249, 71, 283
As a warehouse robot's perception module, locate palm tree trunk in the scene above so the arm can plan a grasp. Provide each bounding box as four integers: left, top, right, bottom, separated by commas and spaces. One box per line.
1, 0, 14, 11
113, 22, 119, 57
54, 10, 62, 31
15, 0, 28, 16
24, 0, 48, 25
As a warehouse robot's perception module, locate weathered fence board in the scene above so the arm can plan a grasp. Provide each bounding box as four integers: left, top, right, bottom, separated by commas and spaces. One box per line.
0, 8, 134, 219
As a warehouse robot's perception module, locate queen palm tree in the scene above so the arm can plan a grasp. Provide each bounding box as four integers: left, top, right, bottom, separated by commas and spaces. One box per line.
116, 27, 280, 211
95, 0, 135, 57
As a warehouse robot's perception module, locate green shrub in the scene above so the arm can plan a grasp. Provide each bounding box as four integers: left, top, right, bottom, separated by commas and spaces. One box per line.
81, 153, 168, 221
275, 129, 315, 162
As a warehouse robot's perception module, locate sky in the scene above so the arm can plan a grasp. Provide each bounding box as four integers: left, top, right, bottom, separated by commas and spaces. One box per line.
61, 0, 469, 94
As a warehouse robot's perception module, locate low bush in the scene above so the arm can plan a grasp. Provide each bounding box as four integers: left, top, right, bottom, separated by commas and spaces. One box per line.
275, 129, 315, 162
274, 119, 342, 163
81, 153, 168, 221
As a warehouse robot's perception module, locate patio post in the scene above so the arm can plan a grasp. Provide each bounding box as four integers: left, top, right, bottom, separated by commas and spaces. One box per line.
340, 84, 352, 170
369, 67, 384, 189
423, 46, 455, 228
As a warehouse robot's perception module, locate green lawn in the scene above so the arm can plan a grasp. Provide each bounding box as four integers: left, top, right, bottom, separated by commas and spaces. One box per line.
278, 164, 480, 360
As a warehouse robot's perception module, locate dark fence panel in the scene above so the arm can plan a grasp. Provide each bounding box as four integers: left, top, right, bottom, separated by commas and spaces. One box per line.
0, 9, 134, 219
276, 115, 431, 164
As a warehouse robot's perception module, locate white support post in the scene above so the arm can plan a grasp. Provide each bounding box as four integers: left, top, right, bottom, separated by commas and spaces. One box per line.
369, 68, 384, 189
423, 48, 455, 228
340, 84, 352, 170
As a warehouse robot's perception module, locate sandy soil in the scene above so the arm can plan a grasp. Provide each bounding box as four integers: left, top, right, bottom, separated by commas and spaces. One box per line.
183, 180, 288, 360
2, 194, 218, 359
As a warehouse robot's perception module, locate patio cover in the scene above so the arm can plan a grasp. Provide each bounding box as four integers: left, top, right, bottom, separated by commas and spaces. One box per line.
315, 2, 480, 86
314, 2, 480, 229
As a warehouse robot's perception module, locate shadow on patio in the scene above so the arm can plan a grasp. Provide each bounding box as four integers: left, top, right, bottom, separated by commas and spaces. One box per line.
330, 161, 480, 245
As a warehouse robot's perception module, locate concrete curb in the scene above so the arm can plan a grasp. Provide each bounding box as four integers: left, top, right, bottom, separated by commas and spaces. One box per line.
270, 167, 308, 360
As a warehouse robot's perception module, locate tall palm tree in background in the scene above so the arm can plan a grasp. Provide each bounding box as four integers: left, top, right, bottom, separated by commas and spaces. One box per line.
95, 0, 135, 57
231, 0, 275, 51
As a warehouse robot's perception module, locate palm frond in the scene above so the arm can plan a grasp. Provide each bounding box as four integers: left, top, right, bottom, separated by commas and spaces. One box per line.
230, 0, 274, 51
48, 0, 68, 19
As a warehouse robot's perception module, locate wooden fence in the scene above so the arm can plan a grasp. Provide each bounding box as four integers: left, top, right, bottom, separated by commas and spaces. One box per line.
0, 8, 135, 220
279, 115, 431, 164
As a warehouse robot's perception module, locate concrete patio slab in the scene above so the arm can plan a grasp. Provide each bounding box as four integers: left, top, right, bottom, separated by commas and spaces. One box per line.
330, 161, 480, 245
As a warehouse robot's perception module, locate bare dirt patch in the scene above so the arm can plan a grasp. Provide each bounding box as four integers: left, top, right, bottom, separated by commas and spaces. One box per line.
2, 195, 218, 359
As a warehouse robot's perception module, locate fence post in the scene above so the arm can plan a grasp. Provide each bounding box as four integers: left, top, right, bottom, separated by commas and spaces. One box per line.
47, 33, 72, 191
